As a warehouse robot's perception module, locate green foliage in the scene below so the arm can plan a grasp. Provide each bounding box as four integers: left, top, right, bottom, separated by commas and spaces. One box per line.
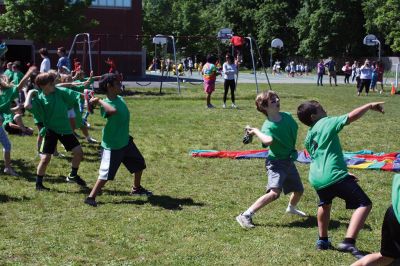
363, 0, 400, 52
295, 0, 365, 58
142, 0, 400, 59
0, 0, 97, 44
0, 82, 398, 264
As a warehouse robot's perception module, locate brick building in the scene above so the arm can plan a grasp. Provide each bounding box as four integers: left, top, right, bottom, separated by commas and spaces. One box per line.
0, 0, 145, 79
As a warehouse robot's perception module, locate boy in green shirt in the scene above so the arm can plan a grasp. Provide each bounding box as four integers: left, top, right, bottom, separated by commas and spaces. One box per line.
24, 72, 87, 191
236, 91, 307, 229
297, 100, 384, 256
84, 73, 152, 207
351, 174, 400, 266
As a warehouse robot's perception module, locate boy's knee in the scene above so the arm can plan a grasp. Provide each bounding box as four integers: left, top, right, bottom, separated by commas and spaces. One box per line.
268, 188, 281, 200
40, 154, 51, 164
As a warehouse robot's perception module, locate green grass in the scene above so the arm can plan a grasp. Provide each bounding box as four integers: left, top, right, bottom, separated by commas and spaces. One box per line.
0, 83, 399, 265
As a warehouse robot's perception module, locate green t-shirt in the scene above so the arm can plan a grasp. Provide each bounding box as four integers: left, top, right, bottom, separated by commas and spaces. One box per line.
3, 69, 13, 81
0, 86, 19, 125
33, 87, 81, 134
100, 95, 130, 150
26, 89, 44, 124
392, 174, 400, 223
304, 114, 349, 190
12, 71, 23, 85
261, 112, 298, 160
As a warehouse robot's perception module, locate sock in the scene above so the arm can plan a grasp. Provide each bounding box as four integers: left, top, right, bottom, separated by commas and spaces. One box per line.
36, 175, 44, 185
343, 238, 356, 245
243, 209, 255, 217
288, 204, 295, 209
70, 167, 78, 177
319, 237, 329, 241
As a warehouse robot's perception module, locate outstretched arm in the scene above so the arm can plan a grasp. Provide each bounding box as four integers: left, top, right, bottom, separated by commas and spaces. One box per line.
16, 66, 37, 91
247, 127, 273, 146
347, 102, 384, 124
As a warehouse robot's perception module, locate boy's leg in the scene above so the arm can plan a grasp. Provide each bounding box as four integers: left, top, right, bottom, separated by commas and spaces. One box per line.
350, 252, 394, 266
236, 188, 281, 229
71, 145, 83, 169
345, 205, 372, 239
318, 204, 331, 238
287, 191, 307, 217
85, 179, 108, 207
36, 153, 52, 190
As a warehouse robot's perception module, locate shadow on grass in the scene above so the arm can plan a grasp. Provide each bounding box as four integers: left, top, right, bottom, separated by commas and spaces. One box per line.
0, 194, 30, 203
268, 216, 372, 231
109, 194, 205, 210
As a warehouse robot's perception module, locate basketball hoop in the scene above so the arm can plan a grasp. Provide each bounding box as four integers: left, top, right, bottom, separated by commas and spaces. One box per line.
153, 34, 168, 45
217, 28, 233, 43
363, 34, 378, 46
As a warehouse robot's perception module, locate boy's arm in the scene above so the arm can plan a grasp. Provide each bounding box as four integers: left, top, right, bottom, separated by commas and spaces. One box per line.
90, 97, 116, 116
24, 89, 38, 109
248, 128, 273, 146
16, 66, 37, 91
347, 102, 384, 124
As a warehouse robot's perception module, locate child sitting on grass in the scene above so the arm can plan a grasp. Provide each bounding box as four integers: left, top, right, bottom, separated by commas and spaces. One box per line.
351, 174, 400, 266
297, 100, 384, 257
236, 90, 307, 229
84, 73, 152, 207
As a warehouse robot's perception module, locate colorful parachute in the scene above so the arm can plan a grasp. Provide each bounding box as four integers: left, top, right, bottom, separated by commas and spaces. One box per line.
190, 149, 400, 171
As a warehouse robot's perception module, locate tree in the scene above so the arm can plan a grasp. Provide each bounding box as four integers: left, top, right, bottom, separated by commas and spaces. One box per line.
363, 0, 400, 53
295, 0, 366, 58
0, 0, 97, 44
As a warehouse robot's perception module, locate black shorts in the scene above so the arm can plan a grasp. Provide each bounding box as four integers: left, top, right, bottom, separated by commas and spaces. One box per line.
380, 205, 400, 259
40, 129, 80, 154
4, 121, 23, 135
316, 175, 372, 209
98, 137, 146, 180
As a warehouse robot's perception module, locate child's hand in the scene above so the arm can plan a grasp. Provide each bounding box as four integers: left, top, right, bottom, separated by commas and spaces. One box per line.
370, 102, 384, 113
89, 97, 100, 105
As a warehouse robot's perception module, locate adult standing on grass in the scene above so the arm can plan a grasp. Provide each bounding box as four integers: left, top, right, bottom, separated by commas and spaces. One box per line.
297, 100, 384, 257
316, 59, 325, 86
222, 54, 237, 109
358, 59, 372, 96
84, 73, 152, 207
342, 61, 352, 84
39, 48, 51, 73
24, 72, 87, 191
324, 57, 337, 86
376, 61, 385, 94
202, 54, 219, 108
351, 174, 400, 266
236, 91, 307, 229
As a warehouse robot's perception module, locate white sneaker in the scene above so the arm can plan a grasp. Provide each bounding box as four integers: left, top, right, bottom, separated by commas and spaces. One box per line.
222, 103, 226, 108
231, 103, 237, 108
86, 137, 98, 143
236, 213, 255, 228
286, 206, 307, 217
4, 167, 18, 176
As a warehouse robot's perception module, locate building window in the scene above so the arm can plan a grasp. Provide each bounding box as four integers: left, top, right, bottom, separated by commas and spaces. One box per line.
91, 0, 131, 8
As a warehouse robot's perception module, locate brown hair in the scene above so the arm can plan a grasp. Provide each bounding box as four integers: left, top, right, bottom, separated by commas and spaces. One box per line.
35, 72, 55, 87
57, 47, 66, 54
297, 100, 321, 126
255, 90, 279, 116
39, 48, 48, 56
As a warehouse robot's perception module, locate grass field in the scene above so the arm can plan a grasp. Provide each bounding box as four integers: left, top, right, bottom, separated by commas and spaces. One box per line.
0, 82, 399, 265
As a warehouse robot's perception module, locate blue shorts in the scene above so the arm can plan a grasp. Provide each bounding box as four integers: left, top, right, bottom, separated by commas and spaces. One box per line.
316, 175, 371, 209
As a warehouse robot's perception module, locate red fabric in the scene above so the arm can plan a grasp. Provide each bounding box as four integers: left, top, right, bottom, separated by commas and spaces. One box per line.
192, 149, 267, 158
231, 36, 245, 47
355, 153, 399, 161
381, 163, 393, 171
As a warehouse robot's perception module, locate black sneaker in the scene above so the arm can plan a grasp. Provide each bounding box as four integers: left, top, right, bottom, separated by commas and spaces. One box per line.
84, 197, 97, 207
130, 186, 153, 196
36, 183, 50, 191
66, 175, 87, 187
337, 242, 364, 259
